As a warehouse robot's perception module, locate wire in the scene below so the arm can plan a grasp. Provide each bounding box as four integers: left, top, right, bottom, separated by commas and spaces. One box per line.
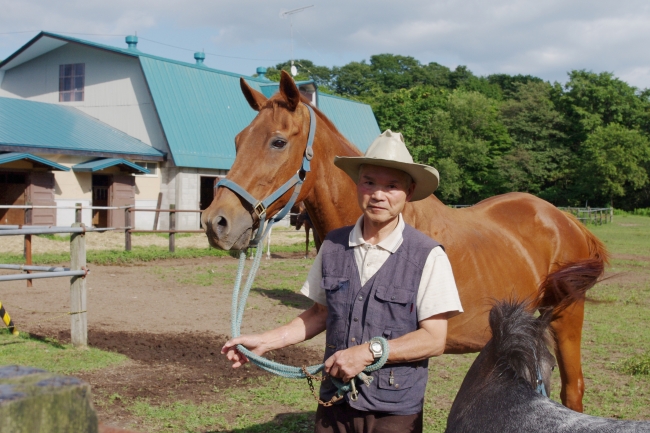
138, 36, 282, 62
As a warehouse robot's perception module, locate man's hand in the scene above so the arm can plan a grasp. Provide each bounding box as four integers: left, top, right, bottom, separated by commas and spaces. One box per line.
324, 344, 374, 382
221, 335, 266, 368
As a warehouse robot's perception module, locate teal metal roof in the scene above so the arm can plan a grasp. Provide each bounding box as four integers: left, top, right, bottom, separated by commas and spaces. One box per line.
0, 97, 165, 159
0, 152, 69, 171
1, 32, 380, 169
72, 158, 149, 173
318, 93, 380, 152
140, 56, 260, 169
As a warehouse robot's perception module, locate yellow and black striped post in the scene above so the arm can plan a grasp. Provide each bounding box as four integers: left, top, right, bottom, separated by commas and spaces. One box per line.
0, 301, 18, 336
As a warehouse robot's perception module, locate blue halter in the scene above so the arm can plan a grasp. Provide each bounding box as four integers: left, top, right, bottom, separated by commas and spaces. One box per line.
536, 365, 548, 397
215, 103, 316, 248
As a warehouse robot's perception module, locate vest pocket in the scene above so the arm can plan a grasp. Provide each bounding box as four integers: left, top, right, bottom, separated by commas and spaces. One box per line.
320, 276, 349, 291
375, 285, 414, 305
377, 368, 416, 390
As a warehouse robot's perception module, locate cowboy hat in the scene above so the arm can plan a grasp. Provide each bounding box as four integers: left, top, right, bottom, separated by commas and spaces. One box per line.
334, 130, 439, 201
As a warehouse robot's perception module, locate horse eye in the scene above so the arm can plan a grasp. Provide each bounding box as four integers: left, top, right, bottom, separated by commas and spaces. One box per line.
552, 366, 556, 371
271, 139, 287, 149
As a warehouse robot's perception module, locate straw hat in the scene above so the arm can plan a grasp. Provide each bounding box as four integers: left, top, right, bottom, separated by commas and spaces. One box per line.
334, 130, 439, 201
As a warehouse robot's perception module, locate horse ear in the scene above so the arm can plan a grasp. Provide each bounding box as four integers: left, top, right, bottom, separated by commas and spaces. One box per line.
240, 77, 268, 112
279, 70, 301, 111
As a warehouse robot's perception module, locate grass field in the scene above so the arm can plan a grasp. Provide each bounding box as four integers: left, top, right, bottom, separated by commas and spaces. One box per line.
1, 215, 648, 432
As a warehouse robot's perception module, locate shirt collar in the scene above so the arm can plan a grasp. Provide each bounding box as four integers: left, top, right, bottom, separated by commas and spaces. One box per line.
349, 214, 405, 253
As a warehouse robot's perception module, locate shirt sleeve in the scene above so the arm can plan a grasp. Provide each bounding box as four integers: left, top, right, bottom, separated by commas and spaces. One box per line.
300, 248, 327, 306
416, 246, 463, 320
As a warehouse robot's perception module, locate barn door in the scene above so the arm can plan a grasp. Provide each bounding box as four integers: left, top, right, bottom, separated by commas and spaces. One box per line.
0, 172, 27, 225
108, 174, 135, 228
27, 172, 56, 226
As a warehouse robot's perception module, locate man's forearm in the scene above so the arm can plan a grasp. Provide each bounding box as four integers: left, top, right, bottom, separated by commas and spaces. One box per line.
258, 302, 328, 352
385, 313, 448, 364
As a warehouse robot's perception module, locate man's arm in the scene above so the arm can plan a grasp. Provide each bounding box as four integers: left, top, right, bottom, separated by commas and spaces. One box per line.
325, 312, 448, 382
221, 302, 328, 368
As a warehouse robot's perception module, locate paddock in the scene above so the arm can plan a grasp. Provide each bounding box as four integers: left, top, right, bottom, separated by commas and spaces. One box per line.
0, 218, 648, 432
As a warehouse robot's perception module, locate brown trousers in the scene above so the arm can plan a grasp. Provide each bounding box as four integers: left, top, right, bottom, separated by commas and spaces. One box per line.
314, 403, 423, 433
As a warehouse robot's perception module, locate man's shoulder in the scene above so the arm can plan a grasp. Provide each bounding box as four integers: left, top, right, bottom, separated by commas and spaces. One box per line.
322, 225, 354, 250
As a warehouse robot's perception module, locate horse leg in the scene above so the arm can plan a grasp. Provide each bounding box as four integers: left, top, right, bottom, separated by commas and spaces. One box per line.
550, 299, 586, 412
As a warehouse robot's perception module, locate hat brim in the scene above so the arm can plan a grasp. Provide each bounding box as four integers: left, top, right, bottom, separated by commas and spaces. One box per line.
333, 156, 439, 201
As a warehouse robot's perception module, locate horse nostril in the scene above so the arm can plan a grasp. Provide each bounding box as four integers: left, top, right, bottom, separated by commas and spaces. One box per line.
216, 216, 228, 227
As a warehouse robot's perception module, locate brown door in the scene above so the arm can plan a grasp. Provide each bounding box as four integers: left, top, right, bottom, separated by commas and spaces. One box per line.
108, 174, 135, 228
27, 172, 56, 226
92, 175, 110, 228
0, 172, 27, 225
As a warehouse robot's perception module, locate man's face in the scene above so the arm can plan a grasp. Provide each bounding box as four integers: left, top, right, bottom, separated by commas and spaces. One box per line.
356, 165, 415, 225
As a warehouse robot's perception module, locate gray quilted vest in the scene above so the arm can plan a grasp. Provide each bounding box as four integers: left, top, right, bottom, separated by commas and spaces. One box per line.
319, 223, 442, 415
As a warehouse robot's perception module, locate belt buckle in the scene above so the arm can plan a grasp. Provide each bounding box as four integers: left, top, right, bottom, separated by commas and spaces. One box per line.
254, 202, 266, 217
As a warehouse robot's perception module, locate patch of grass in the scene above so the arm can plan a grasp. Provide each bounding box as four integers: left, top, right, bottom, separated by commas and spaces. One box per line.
618, 353, 650, 376
132, 232, 192, 238
589, 214, 650, 256
0, 329, 126, 375
0, 242, 315, 266
36, 234, 71, 241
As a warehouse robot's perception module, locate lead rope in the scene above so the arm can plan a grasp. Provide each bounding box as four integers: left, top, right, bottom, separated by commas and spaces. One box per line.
229, 224, 390, 404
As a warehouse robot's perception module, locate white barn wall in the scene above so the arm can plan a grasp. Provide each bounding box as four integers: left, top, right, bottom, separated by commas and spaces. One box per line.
0, 43, 170, 156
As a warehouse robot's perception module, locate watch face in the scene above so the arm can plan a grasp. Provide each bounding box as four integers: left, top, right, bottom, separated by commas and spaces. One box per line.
371, 342, 382, 353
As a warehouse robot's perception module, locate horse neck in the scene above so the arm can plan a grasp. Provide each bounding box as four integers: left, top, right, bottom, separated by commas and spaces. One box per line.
301, 120, 362, 240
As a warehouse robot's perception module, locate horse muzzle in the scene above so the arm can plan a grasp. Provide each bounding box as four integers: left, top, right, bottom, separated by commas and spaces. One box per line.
202, 207, 254, 251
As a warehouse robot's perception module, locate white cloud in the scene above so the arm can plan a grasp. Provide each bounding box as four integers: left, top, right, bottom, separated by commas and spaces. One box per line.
2, 0, 650, 88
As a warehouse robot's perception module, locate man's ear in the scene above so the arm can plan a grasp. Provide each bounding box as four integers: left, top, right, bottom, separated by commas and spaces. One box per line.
240, 77, 268, 111
279, 70, 301, 111
405, 182, 416, 202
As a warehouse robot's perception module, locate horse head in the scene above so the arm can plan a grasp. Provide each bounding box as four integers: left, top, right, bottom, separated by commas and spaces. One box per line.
202, 71, 326, 250
488, 301, 557, 396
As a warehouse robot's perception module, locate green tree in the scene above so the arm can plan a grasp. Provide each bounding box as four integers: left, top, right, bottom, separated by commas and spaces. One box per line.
577, 124, 650, 206
498, 81, 569, 197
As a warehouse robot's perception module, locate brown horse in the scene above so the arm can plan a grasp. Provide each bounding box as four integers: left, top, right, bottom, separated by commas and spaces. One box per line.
290, 202, 321, 257
201, 71, 608, 412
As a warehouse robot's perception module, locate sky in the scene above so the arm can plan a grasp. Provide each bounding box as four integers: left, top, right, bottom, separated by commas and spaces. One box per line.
2, 0, 650, 88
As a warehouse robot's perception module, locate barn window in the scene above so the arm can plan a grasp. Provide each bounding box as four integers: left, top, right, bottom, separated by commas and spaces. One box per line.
59, 63, 85, 102
134, 162, 158, 176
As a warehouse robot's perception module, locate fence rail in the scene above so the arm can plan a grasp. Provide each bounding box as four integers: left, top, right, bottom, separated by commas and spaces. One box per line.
558, 207, 613, 225
0, 223, 89, 347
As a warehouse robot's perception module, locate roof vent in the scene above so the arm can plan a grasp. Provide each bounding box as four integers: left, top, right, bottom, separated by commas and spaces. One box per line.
256, 66, 269, 81
194, 52, 205, 65
125, 35, 138, 50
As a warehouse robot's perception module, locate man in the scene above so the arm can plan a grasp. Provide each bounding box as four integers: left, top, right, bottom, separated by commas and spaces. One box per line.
222, 130, 463, 433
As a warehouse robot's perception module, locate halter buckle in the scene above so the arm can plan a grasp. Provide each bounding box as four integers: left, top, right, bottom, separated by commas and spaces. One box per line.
254, 202, 266, 217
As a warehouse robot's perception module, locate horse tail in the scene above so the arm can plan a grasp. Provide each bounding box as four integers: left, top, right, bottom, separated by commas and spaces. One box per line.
536, 213, 609, 315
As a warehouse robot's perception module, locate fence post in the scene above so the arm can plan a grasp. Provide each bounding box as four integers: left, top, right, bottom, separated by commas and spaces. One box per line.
70, 223, 87, 348
24, 202, 32, 288
75, 203, 82, 224
153, 192, 163, 230
169, 204, 176, 253
125, 207, 132, 252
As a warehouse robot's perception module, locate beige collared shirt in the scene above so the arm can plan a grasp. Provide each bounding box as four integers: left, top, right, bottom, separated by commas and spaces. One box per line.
300, 214, 463, 320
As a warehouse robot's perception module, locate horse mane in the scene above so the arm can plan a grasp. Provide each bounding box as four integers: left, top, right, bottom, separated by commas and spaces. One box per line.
488, 300, 554, 390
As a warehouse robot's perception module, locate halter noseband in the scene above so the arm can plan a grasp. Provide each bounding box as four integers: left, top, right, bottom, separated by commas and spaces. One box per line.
215, 103, 316, 248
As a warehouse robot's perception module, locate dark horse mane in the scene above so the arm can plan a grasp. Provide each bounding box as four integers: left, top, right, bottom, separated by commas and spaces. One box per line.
489, 300, 553, 389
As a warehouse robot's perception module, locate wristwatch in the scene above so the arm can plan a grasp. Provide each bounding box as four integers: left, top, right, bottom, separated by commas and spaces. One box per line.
368, 339, 383, 360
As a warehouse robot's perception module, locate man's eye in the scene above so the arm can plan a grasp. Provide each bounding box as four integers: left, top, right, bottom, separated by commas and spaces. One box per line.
271, 139, 287, 149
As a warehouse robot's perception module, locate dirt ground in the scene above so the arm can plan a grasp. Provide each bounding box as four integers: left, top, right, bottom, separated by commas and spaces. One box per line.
0, 248, 321, 430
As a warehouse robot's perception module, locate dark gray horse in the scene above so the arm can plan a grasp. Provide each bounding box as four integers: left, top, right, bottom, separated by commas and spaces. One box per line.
446, 300, 650, 433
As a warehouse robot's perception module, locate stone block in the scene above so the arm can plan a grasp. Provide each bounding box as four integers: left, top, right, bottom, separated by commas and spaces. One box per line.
0, 365, 97, 433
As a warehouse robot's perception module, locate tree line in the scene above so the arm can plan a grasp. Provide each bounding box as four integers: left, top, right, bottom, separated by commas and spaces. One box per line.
263, 55, 650, 209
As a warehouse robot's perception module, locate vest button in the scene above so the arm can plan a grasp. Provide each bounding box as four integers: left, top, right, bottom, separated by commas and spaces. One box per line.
358, 296, 363, 301
353, 317, 358, 322
351, 337, 356, 342
394, 384, 400, 388
391, 296, 396, 300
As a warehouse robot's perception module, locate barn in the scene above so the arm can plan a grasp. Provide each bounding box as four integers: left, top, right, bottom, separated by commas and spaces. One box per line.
0, 32, 380, 230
